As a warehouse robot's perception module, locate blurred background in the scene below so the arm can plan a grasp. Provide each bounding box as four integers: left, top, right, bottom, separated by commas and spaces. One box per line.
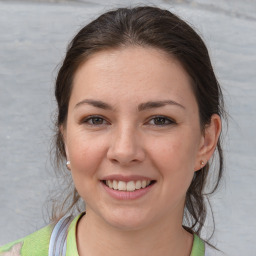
0, 0, 255, 255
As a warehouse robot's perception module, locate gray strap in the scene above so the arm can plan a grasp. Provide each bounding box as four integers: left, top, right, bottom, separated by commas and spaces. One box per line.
48, 215, 73, 256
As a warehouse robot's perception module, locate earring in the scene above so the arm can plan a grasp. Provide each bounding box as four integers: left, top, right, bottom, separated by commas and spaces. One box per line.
200, 160, 205, 166
66, 160, 71, 170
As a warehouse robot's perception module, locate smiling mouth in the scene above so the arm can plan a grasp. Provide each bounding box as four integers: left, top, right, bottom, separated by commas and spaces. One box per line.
102, 180, 156, 192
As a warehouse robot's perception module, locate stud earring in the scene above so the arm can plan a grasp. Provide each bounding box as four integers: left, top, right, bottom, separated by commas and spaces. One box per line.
66, 161, 71, 170
200, 160, 205, 166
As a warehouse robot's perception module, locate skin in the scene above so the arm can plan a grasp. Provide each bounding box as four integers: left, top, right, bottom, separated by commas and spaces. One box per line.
62, 47, 221, 256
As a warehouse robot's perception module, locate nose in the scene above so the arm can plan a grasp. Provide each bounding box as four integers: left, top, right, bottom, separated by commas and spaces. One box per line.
107, 125, 145, 166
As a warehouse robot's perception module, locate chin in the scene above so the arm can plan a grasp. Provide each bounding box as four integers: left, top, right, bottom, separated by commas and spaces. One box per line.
101, 208, 154, 231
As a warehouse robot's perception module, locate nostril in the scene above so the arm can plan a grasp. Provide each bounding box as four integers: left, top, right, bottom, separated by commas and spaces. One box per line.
106, 133, 146, 165
107, 148, 146, 166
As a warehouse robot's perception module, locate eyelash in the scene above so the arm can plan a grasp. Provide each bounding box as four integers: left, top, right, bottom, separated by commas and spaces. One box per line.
81, 115, 176, 127
146, 116, 176, 126
82, 115, 109, 126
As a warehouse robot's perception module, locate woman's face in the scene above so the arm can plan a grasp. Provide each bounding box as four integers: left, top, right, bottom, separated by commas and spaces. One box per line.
63, 47, 206, 230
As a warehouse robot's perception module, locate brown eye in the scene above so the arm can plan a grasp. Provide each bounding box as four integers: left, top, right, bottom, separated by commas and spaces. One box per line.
147, 116, 175, 126
91, 117, 104, 125
154, 117, 168, 125
83, 116, 108, 126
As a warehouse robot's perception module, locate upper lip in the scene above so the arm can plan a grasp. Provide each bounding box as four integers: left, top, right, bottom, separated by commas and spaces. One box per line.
101, 174, 155, 182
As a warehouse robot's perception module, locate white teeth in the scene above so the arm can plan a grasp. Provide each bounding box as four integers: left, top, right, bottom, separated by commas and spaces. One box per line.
135, 180, 142, 189
118, 181, 127, 191
113, 180, 118, 190
106, 180, 113, 189
105, 180, 152, 191
126, 181, 136, 191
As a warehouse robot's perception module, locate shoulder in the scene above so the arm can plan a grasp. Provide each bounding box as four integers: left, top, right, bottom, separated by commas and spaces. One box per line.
0, 224, 53, 256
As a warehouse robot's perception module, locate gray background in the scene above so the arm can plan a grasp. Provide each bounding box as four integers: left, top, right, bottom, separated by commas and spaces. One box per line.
0, 0, 255, 255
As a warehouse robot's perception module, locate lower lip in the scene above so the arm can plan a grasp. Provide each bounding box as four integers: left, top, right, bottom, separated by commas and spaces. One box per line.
101, 182, 155, 200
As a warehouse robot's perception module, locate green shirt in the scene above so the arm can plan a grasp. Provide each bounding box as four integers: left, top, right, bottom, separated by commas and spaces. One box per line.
0, 214, 204, 255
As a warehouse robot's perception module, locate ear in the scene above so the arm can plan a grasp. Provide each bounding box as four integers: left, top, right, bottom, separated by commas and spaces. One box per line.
194, 114, 222, 171
60, 124, 70, 160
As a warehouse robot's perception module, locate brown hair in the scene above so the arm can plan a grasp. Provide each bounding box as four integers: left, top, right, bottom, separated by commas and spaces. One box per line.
52, 6, 225, 243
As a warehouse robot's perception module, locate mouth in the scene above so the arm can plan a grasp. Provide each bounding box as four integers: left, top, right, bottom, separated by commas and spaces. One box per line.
101, 179, 156, 192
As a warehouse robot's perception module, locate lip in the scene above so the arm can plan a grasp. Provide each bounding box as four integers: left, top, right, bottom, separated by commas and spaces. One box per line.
100, 177, 156, 200
101, 174, 153, 182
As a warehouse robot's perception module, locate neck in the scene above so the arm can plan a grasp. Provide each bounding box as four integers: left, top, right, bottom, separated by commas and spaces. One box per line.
76, 210, 193, 256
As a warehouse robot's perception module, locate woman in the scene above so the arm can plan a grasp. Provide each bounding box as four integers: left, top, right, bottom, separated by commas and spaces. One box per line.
0, 6, 224, 256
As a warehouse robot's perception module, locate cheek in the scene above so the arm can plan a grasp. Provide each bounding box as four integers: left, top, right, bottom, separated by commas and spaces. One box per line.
147, 134, 198, 190
148, 134, 198, 169
67, 136, 106, 201
67, 132, 106, 178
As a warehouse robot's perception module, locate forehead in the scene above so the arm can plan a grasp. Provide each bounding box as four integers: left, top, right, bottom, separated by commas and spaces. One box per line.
70, 46, 197, 109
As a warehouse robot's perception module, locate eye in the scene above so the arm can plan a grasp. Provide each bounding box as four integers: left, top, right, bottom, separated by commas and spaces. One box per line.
147, 116, 176, 126
82, 115, 109, 126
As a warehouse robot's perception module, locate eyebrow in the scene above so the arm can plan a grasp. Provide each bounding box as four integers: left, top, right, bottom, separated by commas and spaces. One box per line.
75, 99, 113, 110
138, 100, 185, 111
74, 99, 185, 111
